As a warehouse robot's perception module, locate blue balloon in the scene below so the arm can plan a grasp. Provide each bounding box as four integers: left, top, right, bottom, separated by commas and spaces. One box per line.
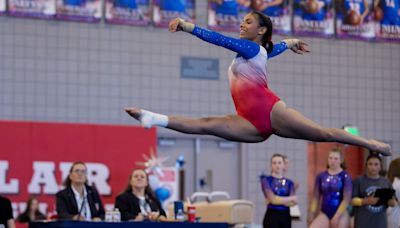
155, 187, 170, 201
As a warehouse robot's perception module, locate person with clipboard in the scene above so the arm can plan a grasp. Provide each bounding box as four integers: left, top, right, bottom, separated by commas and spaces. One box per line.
351, 154, 396, 228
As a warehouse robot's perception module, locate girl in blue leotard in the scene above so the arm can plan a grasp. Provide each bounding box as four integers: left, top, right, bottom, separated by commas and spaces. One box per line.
261, 154, 296, 228
308, 148, 352, 228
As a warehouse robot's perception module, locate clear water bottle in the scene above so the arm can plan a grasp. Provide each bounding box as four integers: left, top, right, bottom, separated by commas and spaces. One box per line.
105, 210, 113, 222
113, 208, 121, 222
176, 209, 185, 221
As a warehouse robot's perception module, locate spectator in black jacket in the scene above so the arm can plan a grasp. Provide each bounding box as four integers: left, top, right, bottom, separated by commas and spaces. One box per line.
0, 195, 16, 228
56, 161, 105, 221
115, 169, 166, 221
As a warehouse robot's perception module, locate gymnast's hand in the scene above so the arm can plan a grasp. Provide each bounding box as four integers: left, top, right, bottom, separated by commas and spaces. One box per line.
169, 18, 184, 32
283, 39, 310, 55
169, 18, 195, 33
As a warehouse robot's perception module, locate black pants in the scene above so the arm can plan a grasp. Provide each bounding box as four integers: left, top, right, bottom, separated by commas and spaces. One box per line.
263, 208, 291, 228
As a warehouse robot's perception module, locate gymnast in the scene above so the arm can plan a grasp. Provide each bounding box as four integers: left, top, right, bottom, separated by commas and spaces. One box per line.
308, 148, 352, 228
125, 11, 392, 156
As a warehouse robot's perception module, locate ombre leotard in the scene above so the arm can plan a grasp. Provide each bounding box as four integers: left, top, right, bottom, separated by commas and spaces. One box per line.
190, 26, 288, 139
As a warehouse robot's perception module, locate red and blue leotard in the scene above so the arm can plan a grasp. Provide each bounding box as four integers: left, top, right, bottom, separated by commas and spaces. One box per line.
191, 26, 288, 139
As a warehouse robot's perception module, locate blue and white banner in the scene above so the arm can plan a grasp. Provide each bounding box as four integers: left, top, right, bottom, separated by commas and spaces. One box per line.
251, 0, 291, 35
293, 0, 334, 37
336, 0, 375, 40
56, 0, 101, 22
207, 0, 251, 32
105, 0, 151, 26
8, 0, 56, 18
0, 0, 6, 14
153, 0, 195, 28
373, 0, 400, 42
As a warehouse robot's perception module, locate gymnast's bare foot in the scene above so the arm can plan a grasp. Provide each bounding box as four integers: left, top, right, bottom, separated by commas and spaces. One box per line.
125, 107, 141, 120
368, 139, 392, 156
124, 108, 168, 129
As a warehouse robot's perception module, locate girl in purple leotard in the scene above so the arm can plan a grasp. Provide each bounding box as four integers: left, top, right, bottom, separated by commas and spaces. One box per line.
308, 148, 352, 228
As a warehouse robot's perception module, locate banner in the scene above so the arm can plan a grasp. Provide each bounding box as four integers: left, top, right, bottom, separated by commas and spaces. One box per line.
251, 0, 291, 35
0, 0, 6, 14
373, 0, 400, 42
148, 167, 178, 211
0, 121, 156, 219
336, 0, 375, 40
153, 0, 195, 28
8, 0, 56, 18
105, 0, 151, 26
56, 0, 101, 22
207, 0, 251, 32
293, 0, 334, 37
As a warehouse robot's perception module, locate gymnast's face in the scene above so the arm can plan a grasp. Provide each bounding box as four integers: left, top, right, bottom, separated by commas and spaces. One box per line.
239, 13, 265, 41
130, 169, 148, 189
271, 156, 284, 175
327, 152, 341, 170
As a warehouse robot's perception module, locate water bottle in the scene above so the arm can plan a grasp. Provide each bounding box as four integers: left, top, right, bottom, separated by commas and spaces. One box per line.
176, 209, 185, 221
112, 208, 121, 222
105, 210, 113, 222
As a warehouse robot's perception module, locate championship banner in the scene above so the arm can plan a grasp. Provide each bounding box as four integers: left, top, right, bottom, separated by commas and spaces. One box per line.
293, 0, 334, 37
373, 0, 400, 42
105, 0, 151, 26
336, 0, 375, 40
56, 0, 101, 22
153, 0, 195, 28
207, 0, 251, 32
7, 0, 55, 19
0, 121, 156, 219
251, 0, 291, 35
0, 0, 6, 14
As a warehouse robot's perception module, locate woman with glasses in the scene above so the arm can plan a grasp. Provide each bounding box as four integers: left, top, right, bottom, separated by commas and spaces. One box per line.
56, 161, 105, 221
115, 169, 166, 221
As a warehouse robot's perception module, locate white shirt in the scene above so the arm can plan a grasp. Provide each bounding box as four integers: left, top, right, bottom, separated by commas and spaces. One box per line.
71, 186, 92, 221
138, 196, 151, 216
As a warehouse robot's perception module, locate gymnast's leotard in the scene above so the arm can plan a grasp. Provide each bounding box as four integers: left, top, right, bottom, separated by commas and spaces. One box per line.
191, 26, 288, 139
313, 170, 352, 219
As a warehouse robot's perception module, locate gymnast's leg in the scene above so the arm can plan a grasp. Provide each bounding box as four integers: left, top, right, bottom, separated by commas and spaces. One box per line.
270, 101, 392, 156
124, 108, 265, 143
309, 213, 330, 228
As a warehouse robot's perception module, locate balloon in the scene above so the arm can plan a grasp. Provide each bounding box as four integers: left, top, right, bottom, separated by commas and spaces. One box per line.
155, 187, 171, 201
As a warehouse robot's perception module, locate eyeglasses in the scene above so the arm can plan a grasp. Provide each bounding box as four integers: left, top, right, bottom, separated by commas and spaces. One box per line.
72, 169, 87, 174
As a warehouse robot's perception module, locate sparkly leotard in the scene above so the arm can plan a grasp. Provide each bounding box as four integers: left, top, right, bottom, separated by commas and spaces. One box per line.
313, 171, 352, 219
260, 175, 295, 210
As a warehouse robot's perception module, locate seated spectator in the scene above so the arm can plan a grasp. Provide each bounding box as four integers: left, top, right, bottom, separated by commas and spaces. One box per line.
115, 169, 166, 221
351, 154, 396, 228
56, 161, 105, 221
17, 196, 46, 223
0, 195, 16, 228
